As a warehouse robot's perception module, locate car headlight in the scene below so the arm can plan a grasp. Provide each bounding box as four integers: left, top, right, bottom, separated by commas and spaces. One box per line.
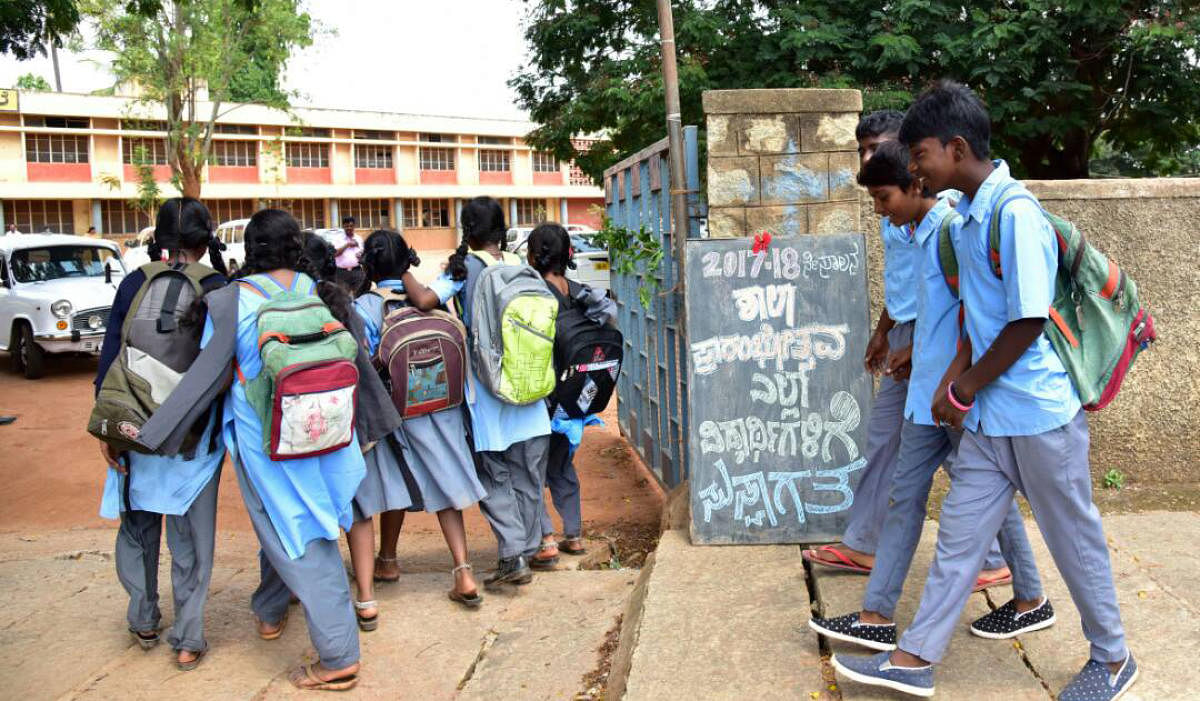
51, 300, 73, 318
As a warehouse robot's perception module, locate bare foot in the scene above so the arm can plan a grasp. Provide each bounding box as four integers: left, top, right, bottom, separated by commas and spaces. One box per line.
257, 613, 287, 640
177, 649, 200, 665
820, 543, 875, 568
979, 565, 1011, 581
454, 563, 479, 595
859, 610, 894, 625
538, 538, 560, 559
890, 649, 931, 668
374, 555, 400, 581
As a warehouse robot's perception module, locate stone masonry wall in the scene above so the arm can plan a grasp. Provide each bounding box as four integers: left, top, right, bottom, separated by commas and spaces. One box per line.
704, 89, 863, 239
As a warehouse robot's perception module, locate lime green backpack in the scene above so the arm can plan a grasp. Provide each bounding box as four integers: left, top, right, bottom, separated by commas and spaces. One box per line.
937, 184, 1157, 410
238, 273, 361, 460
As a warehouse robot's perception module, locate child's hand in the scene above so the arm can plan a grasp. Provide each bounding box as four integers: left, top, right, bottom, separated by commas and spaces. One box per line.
99, 442, 125, 473
864, 331, 889, 374
931, 381, 972, 429
885, 344, 913, 381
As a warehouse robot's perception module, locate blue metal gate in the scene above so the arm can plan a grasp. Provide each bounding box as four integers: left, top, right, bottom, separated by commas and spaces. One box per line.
604, 125, 704, 488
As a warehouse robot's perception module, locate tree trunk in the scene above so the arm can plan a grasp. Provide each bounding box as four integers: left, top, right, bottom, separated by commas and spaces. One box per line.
177, 159, 202, 199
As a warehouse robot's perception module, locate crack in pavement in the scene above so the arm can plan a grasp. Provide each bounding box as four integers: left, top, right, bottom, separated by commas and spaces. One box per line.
981, 588, 1054, 698
456, 628, 499, 691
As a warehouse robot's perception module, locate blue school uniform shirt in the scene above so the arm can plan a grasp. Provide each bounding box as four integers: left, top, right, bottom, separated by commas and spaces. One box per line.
953, 160, 1080, 436
881, 216, 920, 323
218, 272, 366, 559
904, 197, 978, 427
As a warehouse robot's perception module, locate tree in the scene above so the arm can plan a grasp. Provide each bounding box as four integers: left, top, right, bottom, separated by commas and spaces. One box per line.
0, 0, 79, 59
80, 0, 313, 198
16, 73, 53, 91
512, 1, 1200, 180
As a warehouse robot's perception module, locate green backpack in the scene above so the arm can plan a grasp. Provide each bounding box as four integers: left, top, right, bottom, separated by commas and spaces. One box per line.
937, 183, 1157, 410
467, 251, 558, 405
238, 273, 360, 460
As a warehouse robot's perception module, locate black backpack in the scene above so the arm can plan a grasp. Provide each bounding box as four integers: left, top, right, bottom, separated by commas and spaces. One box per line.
549, 280, 623, 418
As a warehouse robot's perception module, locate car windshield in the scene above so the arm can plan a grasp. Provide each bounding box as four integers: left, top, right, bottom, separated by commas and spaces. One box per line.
9, 245, 120, 283
570, 234, 605, 253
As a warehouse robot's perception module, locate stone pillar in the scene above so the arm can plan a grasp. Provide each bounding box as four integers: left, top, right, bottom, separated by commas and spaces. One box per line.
703, 88, 862, 239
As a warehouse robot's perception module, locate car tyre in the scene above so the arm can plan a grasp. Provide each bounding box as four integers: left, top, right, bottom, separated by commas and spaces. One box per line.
16, 323, 45, 380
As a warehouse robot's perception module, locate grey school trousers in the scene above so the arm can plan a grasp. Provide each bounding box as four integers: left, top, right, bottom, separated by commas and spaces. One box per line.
862, 420, 1041, 618
842, 321, 912, 554
233, 459, 360, 670
899, 411, 1127, 664
477, 436, 550, 560
115, 469, 219, 652
540, 432, 582, 538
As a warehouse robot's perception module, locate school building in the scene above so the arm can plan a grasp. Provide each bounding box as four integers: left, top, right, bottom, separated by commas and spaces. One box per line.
0, 88, 605, 249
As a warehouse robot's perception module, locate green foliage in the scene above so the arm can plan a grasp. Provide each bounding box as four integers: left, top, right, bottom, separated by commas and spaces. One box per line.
16, 73, 52, 91
0, 0, 80, 60
1103, 468, 1127, 490
512, 1, 1200, 180
592, 215, 663, 309
79, 0, 313, 196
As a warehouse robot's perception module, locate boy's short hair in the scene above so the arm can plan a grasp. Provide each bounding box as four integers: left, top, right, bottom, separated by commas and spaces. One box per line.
857, 140, 920, 191
898, 80, 991, 160
855, 110, 904, 141
342, 216, 356, 225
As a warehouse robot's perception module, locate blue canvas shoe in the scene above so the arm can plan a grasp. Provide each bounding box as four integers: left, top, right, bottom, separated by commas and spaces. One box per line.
1058, 654, 1138, 701
832, 651, 935, 698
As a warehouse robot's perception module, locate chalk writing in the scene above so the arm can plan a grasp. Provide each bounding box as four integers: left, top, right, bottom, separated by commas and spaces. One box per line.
697, 390, 861, 465
802, 243, 861, 279
700, 242, 861, 281
749, 359, 815, 409
690, 323, 848, 376
698, 457, 868, 526
731, 284, 796, 327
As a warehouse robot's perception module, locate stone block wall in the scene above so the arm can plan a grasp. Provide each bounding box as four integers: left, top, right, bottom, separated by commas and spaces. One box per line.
703, 88, 863, 239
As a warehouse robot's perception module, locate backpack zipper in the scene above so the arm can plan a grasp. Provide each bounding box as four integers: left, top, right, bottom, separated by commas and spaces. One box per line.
384, 330, 464, 366
509, 317, 553, 343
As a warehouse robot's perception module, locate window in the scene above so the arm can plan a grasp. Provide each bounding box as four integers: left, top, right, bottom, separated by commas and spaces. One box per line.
287, 141, 329, 168
478, 136, 509, 145
24, 115, 89, 163
9, 245, 119, 283
400, 198, 450, 228
211, 140, 257, 167
275, 199, 327, 230
214, 123, 257, 135
205, 199, 256, 225
100, 200, 152, 236
569, 138, 596, 186
533, 151, 559, 172
338, 199, 391, 229
122, 137, 168, 165
478, 148, 510, 172
3, 200, 75, 234
420, 133, 456, 171
290, 127, 331, 138
355, 129, 393, 141
121, 119, 167, 132
354, 144, 393, 169
515, 199, 546, 226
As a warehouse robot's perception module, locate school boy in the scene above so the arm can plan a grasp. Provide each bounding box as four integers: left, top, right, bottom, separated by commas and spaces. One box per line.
833, 82, 1136, 701
813, 141, 1048, 655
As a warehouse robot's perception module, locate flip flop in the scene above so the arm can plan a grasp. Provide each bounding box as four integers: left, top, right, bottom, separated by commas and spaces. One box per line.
448, 588, 483, 609
973, 572, 1014, 592
175, 642, 209, 672
129, 627, 160, 650
257, 612, 288, 641
289, 663, 359, 692
354, 600, 378, 632
801, 545, 873, 574
559, 538, 587, 555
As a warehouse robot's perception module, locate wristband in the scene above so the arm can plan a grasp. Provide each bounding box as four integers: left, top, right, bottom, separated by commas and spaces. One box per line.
947, 382, 975, 412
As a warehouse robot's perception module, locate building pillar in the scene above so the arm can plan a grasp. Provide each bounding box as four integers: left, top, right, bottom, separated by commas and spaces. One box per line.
91, 200, 103, 235
329, 199, 339, 228
703, 88, 862, 238
509, 199, 518, 228
560, 198, 568, 223
394, 198, 404, 232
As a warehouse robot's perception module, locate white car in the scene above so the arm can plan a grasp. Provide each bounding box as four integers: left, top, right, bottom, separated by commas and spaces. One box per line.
0, 234, 127, 378
122, 218, 247, 272
513, 231, 610, 292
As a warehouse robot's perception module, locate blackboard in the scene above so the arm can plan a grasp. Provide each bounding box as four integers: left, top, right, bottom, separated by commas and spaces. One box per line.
686, 234, 873, 545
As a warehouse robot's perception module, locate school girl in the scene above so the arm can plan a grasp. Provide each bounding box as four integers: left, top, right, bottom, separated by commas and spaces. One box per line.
524, 223, 616, 557
96, 198, 228, 671
354, 230, 488, 607
138, 209, 401, 691
445, 197, 553, 586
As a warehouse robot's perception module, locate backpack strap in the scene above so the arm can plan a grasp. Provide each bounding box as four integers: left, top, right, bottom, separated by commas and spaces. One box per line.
469, 250, 522, 267
987, 183, 1042, 279
157, 274, 188, 332
936, 213, 961, 299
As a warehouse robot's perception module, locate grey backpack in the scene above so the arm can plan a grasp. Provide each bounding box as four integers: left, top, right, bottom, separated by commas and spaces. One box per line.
88, 262, 216, 455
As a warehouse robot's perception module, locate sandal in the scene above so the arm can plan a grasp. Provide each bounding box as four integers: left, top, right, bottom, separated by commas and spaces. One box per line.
973, 571, 1014, 592
801, 545, 872, 574
559, 537, 587, 555
129, 627, 160, 650
288, 663, 359, 692
257, 612, 288, 641
374, 555, 400, 583
175, 642, 209, 672
447, 564, 483, 609
354, 600, 378, 632
531, 541, 559, 570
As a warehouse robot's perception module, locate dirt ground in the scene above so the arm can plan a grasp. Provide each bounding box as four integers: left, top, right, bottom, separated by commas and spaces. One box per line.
0, 352, 665, 564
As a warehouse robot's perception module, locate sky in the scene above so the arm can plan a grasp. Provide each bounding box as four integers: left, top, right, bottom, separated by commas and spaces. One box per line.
0, 0, 533, 121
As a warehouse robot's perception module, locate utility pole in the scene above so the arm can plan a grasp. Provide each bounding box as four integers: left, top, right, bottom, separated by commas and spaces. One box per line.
655, 0, 689, 337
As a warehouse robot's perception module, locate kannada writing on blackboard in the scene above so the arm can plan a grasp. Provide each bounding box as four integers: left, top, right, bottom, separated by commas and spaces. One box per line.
697, 457, 868, 527
700, 242, 861, 281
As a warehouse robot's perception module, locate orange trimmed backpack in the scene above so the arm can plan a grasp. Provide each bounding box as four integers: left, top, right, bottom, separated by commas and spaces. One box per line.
938, 183, 1157, 411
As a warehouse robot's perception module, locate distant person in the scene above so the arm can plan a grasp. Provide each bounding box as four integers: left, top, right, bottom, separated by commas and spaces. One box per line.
87, 226, 98, 237
5, 224, 22, 236
333, 216, 366, 293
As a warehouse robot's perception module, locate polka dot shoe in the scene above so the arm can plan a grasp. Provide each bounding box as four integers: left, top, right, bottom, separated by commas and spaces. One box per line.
969, 597, 1056, 639
808, 612, 897, 651
832, 651, 935, 698
1058, 654, 1138, 701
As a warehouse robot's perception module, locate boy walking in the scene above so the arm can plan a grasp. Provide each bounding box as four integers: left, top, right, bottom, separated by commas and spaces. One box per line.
833, 82, 1136, 701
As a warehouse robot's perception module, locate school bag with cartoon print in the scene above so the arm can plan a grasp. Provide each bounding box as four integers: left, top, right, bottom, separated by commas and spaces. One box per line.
238, 273, 360, 460
88, 262, 217, 455
548, 279, 623, 418
467, 251, 558, 405
937, 183, 1157, 410
374, 287, 469, 418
